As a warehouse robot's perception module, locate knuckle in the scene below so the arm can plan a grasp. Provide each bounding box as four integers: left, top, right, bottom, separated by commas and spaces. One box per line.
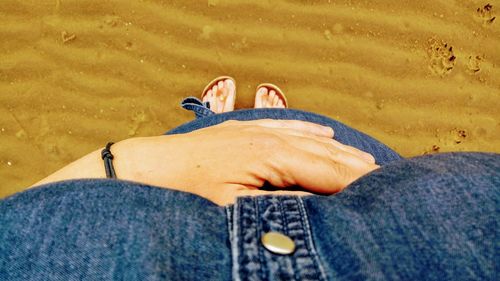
324, 146, 340, 159
329, 164, 354, 190
256, 133, 287, 150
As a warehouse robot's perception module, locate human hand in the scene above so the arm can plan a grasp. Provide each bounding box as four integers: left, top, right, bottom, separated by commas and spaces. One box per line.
113, 119, 379, 205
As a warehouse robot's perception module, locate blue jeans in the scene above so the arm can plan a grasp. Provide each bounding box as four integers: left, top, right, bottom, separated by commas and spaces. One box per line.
1, 99, 498, 280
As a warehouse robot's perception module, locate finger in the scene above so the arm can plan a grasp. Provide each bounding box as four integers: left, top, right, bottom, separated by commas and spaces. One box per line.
328, 140, 376, 164
283, 134, 377, 171
268, 128, 375, 164
234, 119, 334, 138
214, 119, 373, 163
274, 148, 379, 194
341, 143, 376, 164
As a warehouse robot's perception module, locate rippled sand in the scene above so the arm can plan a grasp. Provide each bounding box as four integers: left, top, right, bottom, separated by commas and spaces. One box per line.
1, 0, 499, 198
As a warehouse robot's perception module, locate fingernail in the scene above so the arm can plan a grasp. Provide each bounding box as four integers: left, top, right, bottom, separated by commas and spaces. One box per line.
323, 126, 334, 136
363, 153, 376, 163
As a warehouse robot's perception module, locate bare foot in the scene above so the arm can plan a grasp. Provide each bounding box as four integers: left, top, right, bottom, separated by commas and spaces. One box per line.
254, 85, 287, 108
202, 78, 236, 113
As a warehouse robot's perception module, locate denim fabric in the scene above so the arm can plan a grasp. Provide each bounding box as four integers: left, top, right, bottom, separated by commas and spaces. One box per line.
229, 196, 327, 280
180, 97, 215, 119
227, 152, 499, 281
0, 180, 230, 280
301, 152, 499, 281
1, 108, 498, 281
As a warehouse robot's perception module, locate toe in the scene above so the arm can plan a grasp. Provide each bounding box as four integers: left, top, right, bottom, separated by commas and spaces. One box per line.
203, 90, 212, 103
224, 79, 235, 93
223, 79, 235, 112
208, 89, 217, 112
255, 87, 268, 108
217, 87, 227, 112
263, 90, 271, 107
278, 99, 284, 108
272, 94, 279, 107
257, 87, 268, 96
269, 90, 276, 101
268, 90, 276, 108
214, 80, 230, 112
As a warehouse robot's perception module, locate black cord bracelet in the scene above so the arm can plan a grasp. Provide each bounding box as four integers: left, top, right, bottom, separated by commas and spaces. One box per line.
101, 142, 117, 179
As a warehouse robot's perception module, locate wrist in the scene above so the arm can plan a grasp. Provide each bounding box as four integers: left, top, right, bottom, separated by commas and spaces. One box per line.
110, 136, 184, 188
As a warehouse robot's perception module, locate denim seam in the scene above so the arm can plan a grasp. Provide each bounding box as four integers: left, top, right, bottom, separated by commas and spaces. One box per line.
297, 197, 328, 280
231, 202, 241, 281
256, 197, 267, 281
180, 97, 215, 119
197, 106, 214, 118
225, 206, 233, 247
192, 105, 204, 116
279, 197, 300, 281
282, 197, 315, 280
190, 104, 211, 118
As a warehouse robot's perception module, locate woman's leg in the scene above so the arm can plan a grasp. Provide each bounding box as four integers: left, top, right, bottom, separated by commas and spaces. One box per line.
168, 106, 402, 165
302, 152, 499, 280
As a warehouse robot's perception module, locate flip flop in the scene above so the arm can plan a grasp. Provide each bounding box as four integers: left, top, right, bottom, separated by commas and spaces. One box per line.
255, 83, 289, 108
201, 76, 237, 112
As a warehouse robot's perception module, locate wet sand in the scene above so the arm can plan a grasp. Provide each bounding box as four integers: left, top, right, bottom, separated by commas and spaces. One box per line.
1, 0, 499, 198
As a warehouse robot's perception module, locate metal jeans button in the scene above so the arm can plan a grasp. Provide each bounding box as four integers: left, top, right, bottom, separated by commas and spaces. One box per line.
261, 232, 296, 255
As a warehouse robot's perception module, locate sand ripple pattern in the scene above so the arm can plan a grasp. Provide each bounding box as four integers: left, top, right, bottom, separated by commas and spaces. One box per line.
1, 0, 499, 197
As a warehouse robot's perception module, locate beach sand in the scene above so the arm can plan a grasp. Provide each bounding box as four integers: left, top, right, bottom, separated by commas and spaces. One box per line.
1, 0, 499, 198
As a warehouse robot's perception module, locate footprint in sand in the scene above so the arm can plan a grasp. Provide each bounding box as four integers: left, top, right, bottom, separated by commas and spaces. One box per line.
424, 128, 469, 154
423, 144, 441, 155
452, 128, 468, 144
467, 55, 484, 74
427, 38, 456, 76
475, 3, 496, 25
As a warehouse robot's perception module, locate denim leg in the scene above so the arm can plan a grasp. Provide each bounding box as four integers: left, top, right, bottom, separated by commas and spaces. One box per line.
0, 179, 232, 281
302, 152, 500, 281
166, 108, 402, 165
